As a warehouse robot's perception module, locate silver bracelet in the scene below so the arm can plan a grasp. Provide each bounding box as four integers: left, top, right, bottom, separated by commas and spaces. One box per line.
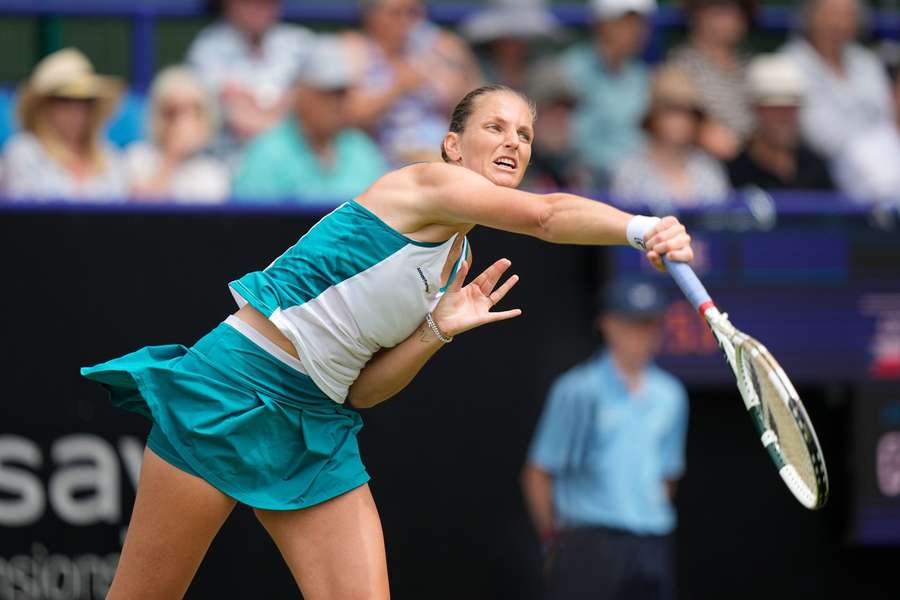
425, 312, 453, 343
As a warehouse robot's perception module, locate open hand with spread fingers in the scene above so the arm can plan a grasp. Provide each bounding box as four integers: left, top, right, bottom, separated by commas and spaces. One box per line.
431, 258, 522, 338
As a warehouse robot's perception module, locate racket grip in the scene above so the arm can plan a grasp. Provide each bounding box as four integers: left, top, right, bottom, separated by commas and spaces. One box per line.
662, 256, 713, 312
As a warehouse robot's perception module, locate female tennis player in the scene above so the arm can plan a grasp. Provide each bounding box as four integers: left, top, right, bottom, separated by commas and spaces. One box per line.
82, 83, 693, 600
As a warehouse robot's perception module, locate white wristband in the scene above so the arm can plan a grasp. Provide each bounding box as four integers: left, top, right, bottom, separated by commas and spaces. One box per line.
626, 215, 661, 251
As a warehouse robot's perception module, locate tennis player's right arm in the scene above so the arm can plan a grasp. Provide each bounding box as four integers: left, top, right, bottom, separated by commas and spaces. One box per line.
413, 163, 693, 265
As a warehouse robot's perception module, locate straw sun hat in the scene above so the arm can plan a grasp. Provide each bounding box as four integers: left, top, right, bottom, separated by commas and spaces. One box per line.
17, 48, 123, 134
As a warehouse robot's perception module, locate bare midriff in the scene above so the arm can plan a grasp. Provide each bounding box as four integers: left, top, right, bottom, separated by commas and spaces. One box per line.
233, 304, 301, 359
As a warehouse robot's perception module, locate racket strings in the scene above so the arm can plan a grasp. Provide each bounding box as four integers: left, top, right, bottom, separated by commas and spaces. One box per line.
744, 347, 819, 493
753, 345, 829, 493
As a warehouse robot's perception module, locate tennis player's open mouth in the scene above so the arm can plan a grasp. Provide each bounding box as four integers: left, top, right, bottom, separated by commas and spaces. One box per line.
493, 157, 517, 172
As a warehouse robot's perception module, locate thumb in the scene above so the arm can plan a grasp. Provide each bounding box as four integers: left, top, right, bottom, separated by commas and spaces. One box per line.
448, 260, 469, 293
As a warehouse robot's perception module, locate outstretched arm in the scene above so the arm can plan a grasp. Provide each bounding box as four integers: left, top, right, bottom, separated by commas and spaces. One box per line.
348, 258, 520, 408
411, 163, 692, 268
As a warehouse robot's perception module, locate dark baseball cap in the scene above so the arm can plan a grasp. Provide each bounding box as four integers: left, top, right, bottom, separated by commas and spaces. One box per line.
600, 279, 667, 319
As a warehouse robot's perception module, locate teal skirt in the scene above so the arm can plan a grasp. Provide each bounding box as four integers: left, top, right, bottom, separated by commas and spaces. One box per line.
80, 319, 369, 510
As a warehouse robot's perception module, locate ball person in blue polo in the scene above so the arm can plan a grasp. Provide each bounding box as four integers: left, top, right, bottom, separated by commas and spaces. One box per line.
522, 279, 689, 600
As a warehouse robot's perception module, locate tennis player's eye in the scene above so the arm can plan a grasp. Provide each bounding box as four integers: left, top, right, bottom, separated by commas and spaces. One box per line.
487, 123, 501, 132
518, 131, 532, 142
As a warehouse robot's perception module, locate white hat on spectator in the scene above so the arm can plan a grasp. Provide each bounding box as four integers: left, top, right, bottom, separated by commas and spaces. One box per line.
747, 54, 806, 107
590, 0, 657, 21
461, 0, 566, 43
299, 35, 353, 91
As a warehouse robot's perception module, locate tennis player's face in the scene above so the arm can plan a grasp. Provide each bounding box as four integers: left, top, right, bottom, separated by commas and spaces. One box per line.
456, 92, 534, 188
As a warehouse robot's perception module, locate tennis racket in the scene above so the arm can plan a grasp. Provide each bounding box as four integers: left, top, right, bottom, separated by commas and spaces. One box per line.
663, 257, 829, 510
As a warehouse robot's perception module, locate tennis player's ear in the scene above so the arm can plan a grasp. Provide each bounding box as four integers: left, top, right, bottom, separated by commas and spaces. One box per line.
443, 133, 462, 163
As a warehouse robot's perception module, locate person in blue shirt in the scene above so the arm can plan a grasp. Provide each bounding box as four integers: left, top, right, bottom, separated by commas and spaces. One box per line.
522, 278, 689, 600
232, 35, 387, 205
560, 0, 656, 187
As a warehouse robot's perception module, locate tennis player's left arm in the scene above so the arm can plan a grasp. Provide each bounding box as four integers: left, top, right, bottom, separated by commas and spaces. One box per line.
346, 322, 447, 409
348, 256, 520, 409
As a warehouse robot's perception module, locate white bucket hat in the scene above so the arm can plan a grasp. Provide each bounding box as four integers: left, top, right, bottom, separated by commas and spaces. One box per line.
461, 0, 566, 43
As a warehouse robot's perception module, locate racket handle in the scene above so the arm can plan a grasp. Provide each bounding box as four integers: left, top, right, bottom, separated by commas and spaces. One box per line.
662, 256, 713, 312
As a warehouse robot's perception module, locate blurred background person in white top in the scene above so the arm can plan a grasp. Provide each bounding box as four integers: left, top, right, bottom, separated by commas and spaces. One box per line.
611, 65, 731, 212
784, 0, 900, 206
1, 48, 126, 202
187, 0, 315, 166
125, 66, 229, 204
782, 0, 894, 159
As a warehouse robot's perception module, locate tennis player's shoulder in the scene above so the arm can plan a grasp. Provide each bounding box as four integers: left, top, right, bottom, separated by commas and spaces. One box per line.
407, 162, 485, 187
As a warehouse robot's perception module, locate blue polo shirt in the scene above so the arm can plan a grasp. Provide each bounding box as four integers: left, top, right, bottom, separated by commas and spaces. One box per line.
560, 44, 649, 180
528, 352, 688, 535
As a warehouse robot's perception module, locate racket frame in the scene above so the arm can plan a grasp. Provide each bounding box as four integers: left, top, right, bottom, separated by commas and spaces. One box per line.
662, 258, 829, 510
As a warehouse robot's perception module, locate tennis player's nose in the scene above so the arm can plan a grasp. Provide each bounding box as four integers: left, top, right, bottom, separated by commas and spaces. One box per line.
503, 132, 519, 149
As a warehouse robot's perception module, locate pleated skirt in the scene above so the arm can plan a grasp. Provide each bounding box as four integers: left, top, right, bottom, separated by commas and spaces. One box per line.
81, 318, 369, 510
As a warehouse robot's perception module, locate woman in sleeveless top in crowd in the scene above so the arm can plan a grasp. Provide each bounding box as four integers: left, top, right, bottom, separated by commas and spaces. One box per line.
82, 83, 694, 600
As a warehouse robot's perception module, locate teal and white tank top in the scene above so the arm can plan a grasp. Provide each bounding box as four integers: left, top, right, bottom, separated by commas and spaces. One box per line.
229, 200, 469, 403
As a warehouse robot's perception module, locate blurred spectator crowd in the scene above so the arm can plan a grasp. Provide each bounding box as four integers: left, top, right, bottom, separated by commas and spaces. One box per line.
1, 0, 899, 209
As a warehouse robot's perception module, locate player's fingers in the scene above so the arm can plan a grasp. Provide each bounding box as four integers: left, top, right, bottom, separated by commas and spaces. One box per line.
645, 221, 687, 248
648, 215, 679, 237
473, 258, 512, 294
651, 232, 691, 256
646, 251, 665, 272
488, 274, 519, 305
643, 215, 677, 243
485, 308, 523, 323
449, 260, 470, 292
666, 247, 694, 263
